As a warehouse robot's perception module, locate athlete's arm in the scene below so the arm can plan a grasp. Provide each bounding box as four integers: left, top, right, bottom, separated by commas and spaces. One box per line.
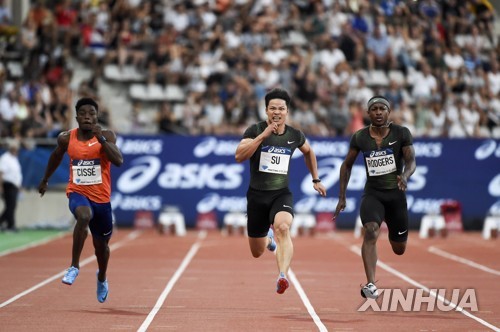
334, 147, 359, 217
235, 123, 274, 163
397, 145, 416, 192
93, 126, 124, 167
299, 141, 326, 197
38, 131, 70, 197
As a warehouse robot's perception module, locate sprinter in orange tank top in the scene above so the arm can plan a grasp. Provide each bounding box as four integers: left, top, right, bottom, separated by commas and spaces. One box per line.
38, 97, 123, 303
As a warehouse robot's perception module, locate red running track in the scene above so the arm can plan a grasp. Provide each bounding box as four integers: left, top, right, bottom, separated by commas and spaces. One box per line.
0, 229, 498, 331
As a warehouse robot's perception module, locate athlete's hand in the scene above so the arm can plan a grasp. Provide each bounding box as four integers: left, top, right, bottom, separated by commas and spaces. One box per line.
92, 125, 103, 139
38, 179, 48, 197
313, 182, 327, 197
334, 197, 346, 220
397, 175, 408, 191
263, 121, 277, 138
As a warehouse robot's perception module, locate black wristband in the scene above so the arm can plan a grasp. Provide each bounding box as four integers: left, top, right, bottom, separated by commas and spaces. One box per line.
312, 179, 321, 183
98, 135, 107, 143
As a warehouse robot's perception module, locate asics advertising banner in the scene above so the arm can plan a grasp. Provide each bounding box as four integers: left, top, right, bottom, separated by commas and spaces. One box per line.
106, 136, 499, 229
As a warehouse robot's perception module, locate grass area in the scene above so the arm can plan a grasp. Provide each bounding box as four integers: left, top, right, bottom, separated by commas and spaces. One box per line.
0, 229, 68, 254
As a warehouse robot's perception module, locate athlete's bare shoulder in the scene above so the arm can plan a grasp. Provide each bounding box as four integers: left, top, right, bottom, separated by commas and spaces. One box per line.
56, 130, 72, 149
58, 130, 71, 138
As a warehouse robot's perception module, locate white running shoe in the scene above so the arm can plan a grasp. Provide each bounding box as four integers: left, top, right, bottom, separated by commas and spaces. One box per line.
361, 282, 379, 299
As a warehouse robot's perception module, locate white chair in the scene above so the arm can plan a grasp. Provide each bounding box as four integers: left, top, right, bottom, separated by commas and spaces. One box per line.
158, 206, 186, 236
482, 215, 500, 239
388, 70, 406, 86
164, 84, 186, 101
223, 211, 247, 236
367, 70, 390, 87
419, 213, 446, 239
291, 213, 316, 237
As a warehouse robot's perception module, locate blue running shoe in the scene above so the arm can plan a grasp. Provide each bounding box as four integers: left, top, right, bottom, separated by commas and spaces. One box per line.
96, 271, 109, 303
276, 272, 289, 294
62, 266, 79, 285
267, 228, 277, 252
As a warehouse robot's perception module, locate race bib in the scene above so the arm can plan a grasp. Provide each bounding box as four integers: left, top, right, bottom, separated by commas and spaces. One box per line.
259, 145, 291, 174
72, 159, 102, 185
364, 149, 397, 176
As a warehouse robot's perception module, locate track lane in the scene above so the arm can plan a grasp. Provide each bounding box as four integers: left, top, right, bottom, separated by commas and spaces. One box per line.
289, 231, 499, 331
0, 229, 498, 331
144, 232, 324, 331
0, 229, 200, 331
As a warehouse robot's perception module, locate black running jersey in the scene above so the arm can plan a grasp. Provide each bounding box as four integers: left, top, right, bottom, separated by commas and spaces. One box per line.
350, 124, 413, 190
243, 121, 306, 191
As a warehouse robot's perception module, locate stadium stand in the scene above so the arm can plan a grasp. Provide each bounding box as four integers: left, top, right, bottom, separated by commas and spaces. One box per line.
0, 0, 498, 143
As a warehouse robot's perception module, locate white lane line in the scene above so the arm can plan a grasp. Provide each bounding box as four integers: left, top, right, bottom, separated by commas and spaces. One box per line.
350, 245, 500, 332
0, 232, 68, 257
288, 269, 328, 332
137, 230, 206, 332
428, 246, 500, 276
0, 230, 142, 309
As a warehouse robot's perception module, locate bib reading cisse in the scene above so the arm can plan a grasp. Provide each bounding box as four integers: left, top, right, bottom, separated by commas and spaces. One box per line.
72, 159, 103, 185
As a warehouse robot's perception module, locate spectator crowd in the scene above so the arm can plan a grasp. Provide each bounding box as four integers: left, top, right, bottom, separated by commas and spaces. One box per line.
0, 0, 499, 144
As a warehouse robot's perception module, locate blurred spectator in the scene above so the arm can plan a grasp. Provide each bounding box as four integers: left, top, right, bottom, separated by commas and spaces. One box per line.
327, 94, 350, 136
394, 100, 417, 135
199, 93, 225, 135
0, 138, 22, 232
54, 0, 78, 52
383, 79, 405, 109
350, 4, 371, 40
424, 100, 447, 137
0, 0, 498, 140
486, 61, 500, 96
468, 0, 496, 44
365, 24, 395, 70
447, 98, 477, 137
0, 0, 11, 26
157, 101, 181, 135
337, 21, 363, 65
347, 100, 366, 135
347, 74, 373, 106
408, 62, 438, 102
419, 0, 441, 20
314, 37, 346, 72
0, 89, 19, 137
443, 44, 465, 73
327, 2, 349, 38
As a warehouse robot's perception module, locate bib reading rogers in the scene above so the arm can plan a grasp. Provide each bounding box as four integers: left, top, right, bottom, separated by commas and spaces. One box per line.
365, 149, 396, 176
72, 159, 103, 185
259, 146, 292, 175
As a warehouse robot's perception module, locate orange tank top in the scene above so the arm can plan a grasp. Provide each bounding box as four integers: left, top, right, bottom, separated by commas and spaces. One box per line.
66, 129, 112, 203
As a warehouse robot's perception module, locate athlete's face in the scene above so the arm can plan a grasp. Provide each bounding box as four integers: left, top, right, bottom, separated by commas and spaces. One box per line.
368, 103, 390, 126
76, 104, 98, 131
266, 98, 288, 125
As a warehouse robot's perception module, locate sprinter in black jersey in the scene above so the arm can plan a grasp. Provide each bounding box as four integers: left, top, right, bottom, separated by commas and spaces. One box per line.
235, 88, 326, 294
334, 95, 416, 300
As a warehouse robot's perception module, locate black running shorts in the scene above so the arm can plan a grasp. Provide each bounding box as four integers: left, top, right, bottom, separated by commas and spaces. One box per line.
359, 187, 409, 242
246, 186, 294, 238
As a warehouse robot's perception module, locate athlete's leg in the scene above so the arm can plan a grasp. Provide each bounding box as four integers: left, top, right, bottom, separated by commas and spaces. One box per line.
389, 240, 406, 255
386, 191, 409, 256
273, 211, 293, 276
246, 189, 271, 258
248, 236, 269, 258
362, 221, 381, 283
93, 236, 110, 281
71, 206, 92, 268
